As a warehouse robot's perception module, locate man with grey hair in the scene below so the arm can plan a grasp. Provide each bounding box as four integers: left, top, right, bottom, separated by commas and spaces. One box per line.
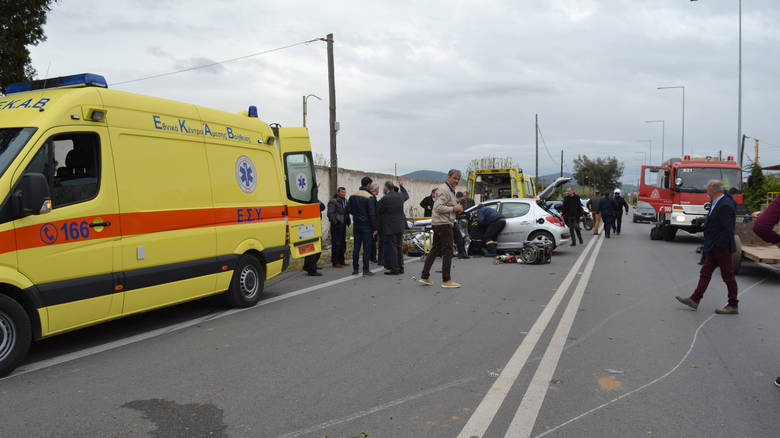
420, 169, 464, 288
676, 179, 739, 314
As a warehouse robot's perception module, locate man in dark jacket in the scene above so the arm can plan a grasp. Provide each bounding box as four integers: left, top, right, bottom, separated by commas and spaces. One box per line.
478, 205, 506, 256
461, 191, 476, 210
613, 189, 629, 235
752, 194, 780, 386
348, 176, 378, 276
676, 180, 739, 314
378, 180, 409, 275
562, 187, 584, 246
587, 190, 602, 235
327, 187, 350, 267
420, 189, 436, 217
598, 192, 618, 238
303, 201, 326, 276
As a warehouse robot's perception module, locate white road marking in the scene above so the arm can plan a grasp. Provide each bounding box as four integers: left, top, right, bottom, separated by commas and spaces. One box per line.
457, 235, 601, 438
504, 236, 605, 437
276, 375, 478, 438
6, 264, 390, 380
533, 276, 769, 438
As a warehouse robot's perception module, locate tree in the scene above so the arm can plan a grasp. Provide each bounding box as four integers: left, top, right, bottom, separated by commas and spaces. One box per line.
743, 163, 767, 212
465, 156, 518, 174
0, 1, 57, 94
572, 155, 624, 192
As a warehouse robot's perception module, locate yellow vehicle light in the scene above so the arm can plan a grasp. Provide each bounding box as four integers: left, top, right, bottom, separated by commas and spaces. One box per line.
673, 205, 684, 210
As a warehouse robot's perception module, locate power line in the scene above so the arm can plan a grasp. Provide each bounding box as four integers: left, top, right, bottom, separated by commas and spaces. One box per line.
536, 126, 560, 168
111, 37, 323, 86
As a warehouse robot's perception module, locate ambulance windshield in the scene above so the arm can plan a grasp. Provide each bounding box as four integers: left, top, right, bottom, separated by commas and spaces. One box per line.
0, 128, 37, 178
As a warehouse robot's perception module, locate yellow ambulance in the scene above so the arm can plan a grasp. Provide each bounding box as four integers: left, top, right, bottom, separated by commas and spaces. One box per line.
0, 73, 322, 376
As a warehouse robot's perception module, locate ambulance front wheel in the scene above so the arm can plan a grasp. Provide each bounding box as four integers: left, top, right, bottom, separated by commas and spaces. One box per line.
225, 255, 265, 308
0, 294, 32, 378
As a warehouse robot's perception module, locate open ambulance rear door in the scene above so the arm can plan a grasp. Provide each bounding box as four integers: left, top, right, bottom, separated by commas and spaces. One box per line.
275, 127, 322, 259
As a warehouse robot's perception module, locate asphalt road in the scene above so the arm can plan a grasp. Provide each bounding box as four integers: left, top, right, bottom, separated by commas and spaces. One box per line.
1, 215, 779, 438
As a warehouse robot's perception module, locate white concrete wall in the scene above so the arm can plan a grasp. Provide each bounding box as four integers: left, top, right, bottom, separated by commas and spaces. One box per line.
314, 165, 467, 238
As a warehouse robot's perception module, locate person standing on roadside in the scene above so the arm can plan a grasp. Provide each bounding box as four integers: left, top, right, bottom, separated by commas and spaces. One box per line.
327, 187, 350, 268
587, 190, 602, 235
303, 201, 326, 276
420, 169, 464, 288
562, 187, 584, 246
420, 189, 436, 217
598, 191, 618, 238
675, 180, 739, 315
751, 194, 780, 386
613, 189, 629, 235
348, 177, 378, 276
378, 180, 409, 275
453, 192, 469, 259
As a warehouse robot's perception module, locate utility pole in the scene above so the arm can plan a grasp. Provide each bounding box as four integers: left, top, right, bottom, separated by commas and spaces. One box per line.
326, 33, 338, 197
738, 134, 747, 167
560, 149, 563, 178
535, 114, 539, 188
755, 138, 759, 165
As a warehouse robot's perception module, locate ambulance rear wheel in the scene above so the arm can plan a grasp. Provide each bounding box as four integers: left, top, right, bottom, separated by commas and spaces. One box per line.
0, 294, 31, 378
225, 255, 264, 308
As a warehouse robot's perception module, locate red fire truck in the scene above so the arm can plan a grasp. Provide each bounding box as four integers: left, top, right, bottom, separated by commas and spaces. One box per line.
639, 155, 743, 241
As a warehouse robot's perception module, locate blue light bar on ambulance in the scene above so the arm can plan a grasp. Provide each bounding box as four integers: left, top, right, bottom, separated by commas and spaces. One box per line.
5, 73, 108, 94
248, 105, 258, 118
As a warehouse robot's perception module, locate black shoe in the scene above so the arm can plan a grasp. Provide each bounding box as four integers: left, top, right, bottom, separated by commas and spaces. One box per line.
458, 253, 470, 259
579, 240, 583, 245
352, 269, 359, 275
400, 268, 405, 274
363, 270, 375, 276
570, 243, 576, 247
307, 271, 323, 276
774, 377, 780, 388
384, 270, 400, 275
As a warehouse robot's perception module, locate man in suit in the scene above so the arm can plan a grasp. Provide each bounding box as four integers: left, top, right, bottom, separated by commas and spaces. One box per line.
327, 187, 350, 267
598, 191, 618, 238
676, 180, 739, 314
378, 180, 409, 275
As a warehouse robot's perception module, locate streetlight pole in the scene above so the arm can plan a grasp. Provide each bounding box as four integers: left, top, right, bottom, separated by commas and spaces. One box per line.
657, 85, 685, 156
302, 94, 322, 128
637, 139, 652, 164
644, 120, 665, 162
737, 0, 742, 153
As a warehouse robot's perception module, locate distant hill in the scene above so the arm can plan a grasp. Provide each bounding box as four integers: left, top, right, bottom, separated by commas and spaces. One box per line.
402, 170, 448, 181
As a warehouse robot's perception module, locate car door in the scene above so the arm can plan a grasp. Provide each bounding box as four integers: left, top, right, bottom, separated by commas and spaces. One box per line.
498, 201, 532, 248
13, 128, 121, 334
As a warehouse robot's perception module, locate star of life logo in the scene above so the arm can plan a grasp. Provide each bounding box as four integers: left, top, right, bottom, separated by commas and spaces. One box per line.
236, 156, 257, 194
296, 174, 308, 192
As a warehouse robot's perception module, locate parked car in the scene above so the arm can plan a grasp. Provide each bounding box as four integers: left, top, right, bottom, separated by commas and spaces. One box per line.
633, 200, 656, 223
459, 177, 572, 252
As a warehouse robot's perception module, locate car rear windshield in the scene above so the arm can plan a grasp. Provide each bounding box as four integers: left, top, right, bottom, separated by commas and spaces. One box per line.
0, 128, 37, 179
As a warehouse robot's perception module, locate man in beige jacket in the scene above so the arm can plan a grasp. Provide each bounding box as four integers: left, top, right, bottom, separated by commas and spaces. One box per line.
420, 169, 464, 288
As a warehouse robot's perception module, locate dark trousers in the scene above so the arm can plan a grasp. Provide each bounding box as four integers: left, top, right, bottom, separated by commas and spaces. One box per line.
303, 251, 320, 273
691, 246, 739, 307
330, 223, 347, 265
384, 232, 403, 272
615, 214, 623, 234
453, 223, 466, 254
483, 219, 506, 243
566, 216, 583, 244
353, 228, 373, 272
602, 214, 614, 237
422, 224, 454, 282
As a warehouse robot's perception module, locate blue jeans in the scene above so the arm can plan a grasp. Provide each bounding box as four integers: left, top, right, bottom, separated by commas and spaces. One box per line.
353, 228, 374, 272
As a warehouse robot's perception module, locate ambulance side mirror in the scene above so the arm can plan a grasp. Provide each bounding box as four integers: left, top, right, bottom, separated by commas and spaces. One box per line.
13, 173, 52, 218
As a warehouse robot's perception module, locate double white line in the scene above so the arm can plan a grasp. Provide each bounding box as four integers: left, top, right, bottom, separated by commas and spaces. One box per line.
459, 233, 605, 438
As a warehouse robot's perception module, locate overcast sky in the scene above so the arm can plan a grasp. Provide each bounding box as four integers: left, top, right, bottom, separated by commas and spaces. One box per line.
28, 0, 780, 185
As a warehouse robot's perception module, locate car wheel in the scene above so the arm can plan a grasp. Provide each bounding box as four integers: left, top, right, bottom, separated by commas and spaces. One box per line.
528, 230, 556, 250
0, 294, 32, 378
225, 255, 265, 308
662, 226, 677, 242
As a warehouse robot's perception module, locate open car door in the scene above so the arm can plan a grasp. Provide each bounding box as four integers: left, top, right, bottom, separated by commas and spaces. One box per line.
638, 166, 673, 214
276, 127, 322, 259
